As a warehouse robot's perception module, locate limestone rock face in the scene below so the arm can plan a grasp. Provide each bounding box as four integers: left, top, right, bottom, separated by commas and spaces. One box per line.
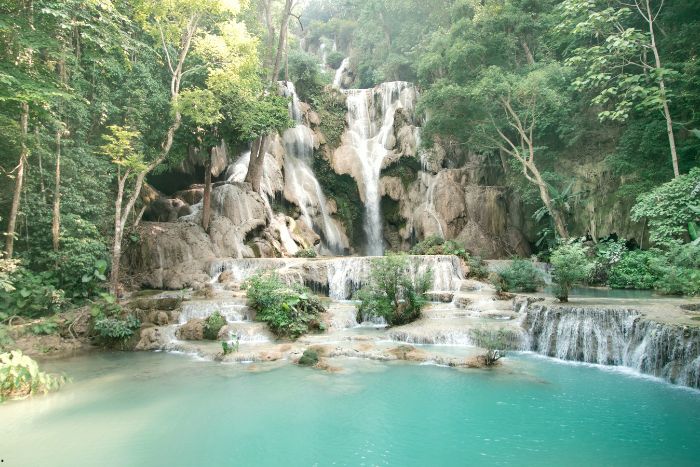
176, 319, 205, 340
127, 182, 274, 289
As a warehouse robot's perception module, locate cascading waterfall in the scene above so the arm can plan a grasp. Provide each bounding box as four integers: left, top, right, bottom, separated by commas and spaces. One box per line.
333, 57, 350, 88
280, 82, 344, 254
343, 81, 418, 255
207, 255, 464, 301
520, 301, 700, 389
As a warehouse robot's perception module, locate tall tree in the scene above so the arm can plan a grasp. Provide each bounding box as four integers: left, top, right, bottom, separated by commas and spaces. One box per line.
560, 0, 680, 177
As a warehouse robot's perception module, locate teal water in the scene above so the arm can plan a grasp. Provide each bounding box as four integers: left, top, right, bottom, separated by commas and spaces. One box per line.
2, 352, 700, 466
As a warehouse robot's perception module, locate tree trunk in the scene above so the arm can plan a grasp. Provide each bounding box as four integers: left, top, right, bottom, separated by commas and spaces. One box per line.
202, 151, 212, 232
262, 0, 276, 71
645, 0, 679, 178
110, 174, 127, 297
52, 128, 62, 251
521, 40, 535, 65
532, 166, 569, 239
271, 0, 293, 82
5, 103, 29, 258
245, 137, 267, 193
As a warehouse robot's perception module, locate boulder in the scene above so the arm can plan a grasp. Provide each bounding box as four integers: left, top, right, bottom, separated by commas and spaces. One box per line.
176, 319, 205, 341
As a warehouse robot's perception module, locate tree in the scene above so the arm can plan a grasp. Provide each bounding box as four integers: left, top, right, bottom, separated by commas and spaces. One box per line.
469, 65, 572, 239
631, 167, 700, 246
560, 0, 680, 177
550, 241, 593, 302
99, 125, 148, 296
354, 253, 432, 326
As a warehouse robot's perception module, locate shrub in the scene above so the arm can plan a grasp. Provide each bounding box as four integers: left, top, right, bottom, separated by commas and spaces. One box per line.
244, 273, 326, 339
1, 350, 65, 402
90, 294, 141, 347
354, 253, 432, 326
298, 349, 319, 366
469, 329, 512, 366
294, 248, 317, 258
204, 311, 226, 340
221, 340, 238, 355
589, 239, 627, 285
0, 266, 65, 318
492, 258, 544, 292
631, 167, 700, 245
608, 250, 661, 289
550, 241, 594, 302
29, 320, 60, 336
326, 50, 345, 69
466, 255, 489, 279
653, 243, 700, 296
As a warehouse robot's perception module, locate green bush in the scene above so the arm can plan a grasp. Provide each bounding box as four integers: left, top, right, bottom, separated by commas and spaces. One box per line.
294, 248, 318, 258
608, 250, 661, 289
285, 50, 327, 102
493, 258, 544, 292
631, 167, 700, 246
244, 273, 326, 339
298, 348, 319, 366
0, 266, 65, 318
90, 294, 141, 347
29, 320, 60, 336
410, 236, 472, 261
550, 241, 594, 302
354, 253, 432, 326
204, 311, 227, 340
653, 243, 700, 296
589, 239, 627, 285
1, 350, 65, 402
326, 50, 345, 69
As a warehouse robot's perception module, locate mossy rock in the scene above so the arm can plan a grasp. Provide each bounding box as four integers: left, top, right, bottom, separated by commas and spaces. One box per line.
298, 349, 319, 366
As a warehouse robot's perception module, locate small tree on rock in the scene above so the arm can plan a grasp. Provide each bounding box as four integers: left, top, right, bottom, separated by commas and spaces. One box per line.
550, 241, 593, 302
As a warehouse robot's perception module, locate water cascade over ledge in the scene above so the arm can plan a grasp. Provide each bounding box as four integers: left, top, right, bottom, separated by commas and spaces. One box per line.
342, 82, 418, 255
518, 299, 700, 389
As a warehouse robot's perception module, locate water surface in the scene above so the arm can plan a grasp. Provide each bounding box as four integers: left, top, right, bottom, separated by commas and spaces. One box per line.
1, 352, 699, 466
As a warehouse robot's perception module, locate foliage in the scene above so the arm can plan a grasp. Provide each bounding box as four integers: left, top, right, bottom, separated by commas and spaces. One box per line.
493, 258, 544, 293
409, 236, 468, 261
298, 348, 319, 366
311, 88, 347, 149
294, 248, 317, 258
90, 294, 140, 347
312, 150, 364, 246
29, 319, 60, 336
0, 253, 19, 292
326, 51, 345, 69
221, 339, 238, 355
631, 168, 700, 246
469, 329, 511, 366
243, 273, 326, 339
550, 241, 593, 302
0, 266, 65, 318
285, 50, 328, 102
589, 239, 628, 285
608, 250, 661, 290
1, 350, 65, 402
653, 244, 700, 296
354, 254, 432, 326
203, 311, 226, 340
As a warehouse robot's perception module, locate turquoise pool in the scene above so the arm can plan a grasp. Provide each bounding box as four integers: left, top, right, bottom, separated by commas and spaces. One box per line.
1, 352, 699, 466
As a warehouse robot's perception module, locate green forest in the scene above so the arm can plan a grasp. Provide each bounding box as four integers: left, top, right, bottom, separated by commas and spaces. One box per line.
1, 0, 699, 331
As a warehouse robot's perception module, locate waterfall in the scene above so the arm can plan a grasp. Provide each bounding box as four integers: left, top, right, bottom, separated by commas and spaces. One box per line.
333, 57, 350, 89
343, 81, 417, 255
280, 82, 345, 254
207, 255, 464, 300
520, 301, 700, 389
